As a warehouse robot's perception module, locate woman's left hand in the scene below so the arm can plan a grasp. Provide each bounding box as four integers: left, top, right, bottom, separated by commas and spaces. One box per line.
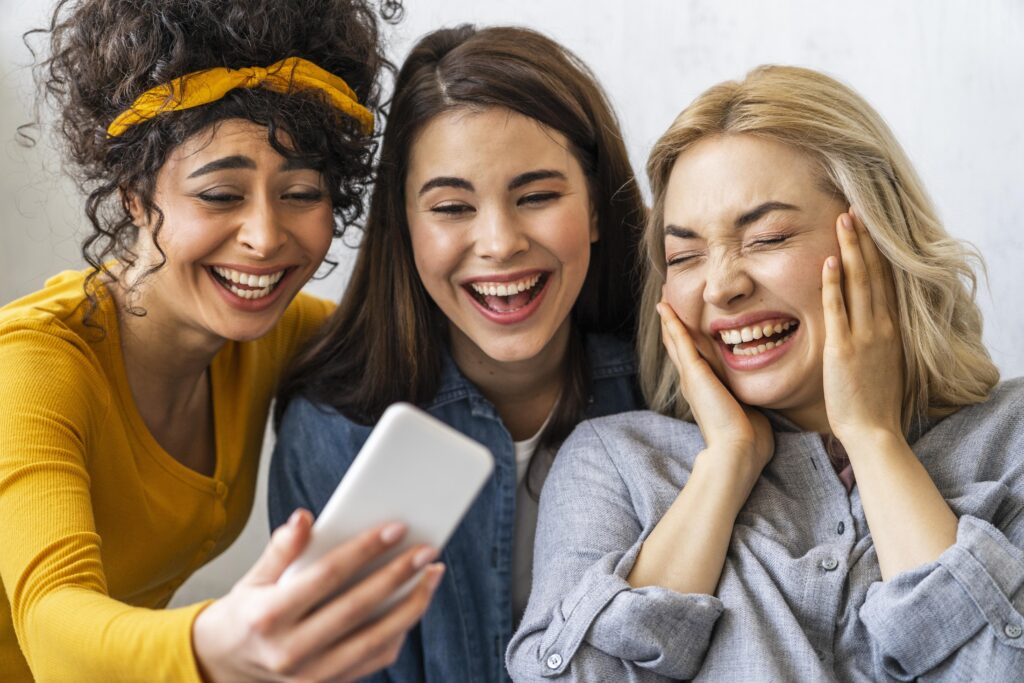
821, 208, 904, 446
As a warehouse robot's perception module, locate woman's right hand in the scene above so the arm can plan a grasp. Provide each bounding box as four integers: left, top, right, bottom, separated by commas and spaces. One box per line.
657, 301, 774, 471
626, 303, 774, 595
192, 510, 443, 683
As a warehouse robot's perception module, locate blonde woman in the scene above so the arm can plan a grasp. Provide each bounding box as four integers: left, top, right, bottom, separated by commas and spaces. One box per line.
508, 65, 1022, 681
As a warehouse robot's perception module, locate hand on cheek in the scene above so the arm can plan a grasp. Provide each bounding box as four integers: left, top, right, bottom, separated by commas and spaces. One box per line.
656, 300, 773, 470
820, 208, 905, 445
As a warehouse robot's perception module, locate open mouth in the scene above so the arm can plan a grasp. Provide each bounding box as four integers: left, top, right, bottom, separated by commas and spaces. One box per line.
208, 265, 292, 300
718, 319, 800, 357
465, 273, 549, 314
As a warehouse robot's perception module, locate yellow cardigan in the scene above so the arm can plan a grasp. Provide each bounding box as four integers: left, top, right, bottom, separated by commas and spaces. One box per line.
0, 270, 332, 682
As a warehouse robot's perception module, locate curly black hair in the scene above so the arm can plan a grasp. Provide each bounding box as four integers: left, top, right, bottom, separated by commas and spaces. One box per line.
23, 0, 402, 323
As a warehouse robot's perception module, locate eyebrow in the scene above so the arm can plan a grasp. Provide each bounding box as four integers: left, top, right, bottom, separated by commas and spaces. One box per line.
417, 169, 568, 197
187, 155, 319, 178
508, 169, 567, 191
664, 201, 800, 237
187, 155, 256, 178
418, 176, 474, 196
735, 201, 799, 228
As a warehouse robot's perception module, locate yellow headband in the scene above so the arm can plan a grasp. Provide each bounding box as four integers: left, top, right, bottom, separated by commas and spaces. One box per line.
106, 56, 374, 137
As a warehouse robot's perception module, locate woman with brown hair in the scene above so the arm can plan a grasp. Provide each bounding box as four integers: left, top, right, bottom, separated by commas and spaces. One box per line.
269, 24, 647, 682
0, 1, 443, 681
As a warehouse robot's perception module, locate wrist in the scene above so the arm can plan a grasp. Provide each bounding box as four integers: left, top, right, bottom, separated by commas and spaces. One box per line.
838, 426, 906, 460
692, 448, 763, 507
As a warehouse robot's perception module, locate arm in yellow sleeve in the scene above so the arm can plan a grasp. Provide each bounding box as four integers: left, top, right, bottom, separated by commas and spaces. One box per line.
0, 323, 209, 683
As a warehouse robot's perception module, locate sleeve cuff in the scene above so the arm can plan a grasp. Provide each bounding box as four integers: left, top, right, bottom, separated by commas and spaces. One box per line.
534, 543, 724, 679
860, 515, 1024, 678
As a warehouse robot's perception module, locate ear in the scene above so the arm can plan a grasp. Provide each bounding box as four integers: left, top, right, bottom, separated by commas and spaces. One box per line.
121, 189, 149, 229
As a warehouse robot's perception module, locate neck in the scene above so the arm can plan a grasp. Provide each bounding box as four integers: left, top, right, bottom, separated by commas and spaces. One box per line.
109, 272, 224, 418
778, 401, 832, 436
451, 320, 572, 440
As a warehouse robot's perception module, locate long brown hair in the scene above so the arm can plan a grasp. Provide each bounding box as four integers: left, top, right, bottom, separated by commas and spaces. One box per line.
277, 25, 645, 452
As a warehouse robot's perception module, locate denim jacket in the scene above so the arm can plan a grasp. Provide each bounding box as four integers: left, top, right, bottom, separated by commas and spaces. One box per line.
268, 333, 642, 683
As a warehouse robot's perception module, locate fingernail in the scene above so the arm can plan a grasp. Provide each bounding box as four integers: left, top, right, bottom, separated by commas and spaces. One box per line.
840, 215, 853, 231
426, 563, 445, 590
413, 546, 438, 569
380, 522, 406, 544
826, 256, 837, 269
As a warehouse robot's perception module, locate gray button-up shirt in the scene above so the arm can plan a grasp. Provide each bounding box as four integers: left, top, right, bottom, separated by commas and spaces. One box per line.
507, 379, 1024, 681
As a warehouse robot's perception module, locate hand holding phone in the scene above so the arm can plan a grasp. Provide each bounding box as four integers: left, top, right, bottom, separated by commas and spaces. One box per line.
279, 403, 494, 616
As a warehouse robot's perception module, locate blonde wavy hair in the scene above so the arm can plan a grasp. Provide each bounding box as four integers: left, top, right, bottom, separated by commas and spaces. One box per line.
639, 65, 999, 433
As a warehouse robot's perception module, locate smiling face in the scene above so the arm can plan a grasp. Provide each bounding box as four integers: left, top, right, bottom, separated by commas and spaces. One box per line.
128, 118, 334, 343
404, 107, 597, 369
661, 134, 847, 430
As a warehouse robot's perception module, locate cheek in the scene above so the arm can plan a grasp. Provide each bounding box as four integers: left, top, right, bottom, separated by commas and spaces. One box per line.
662, 271, 704, 328
544, 205, 595, 265
408, 221, 459, 288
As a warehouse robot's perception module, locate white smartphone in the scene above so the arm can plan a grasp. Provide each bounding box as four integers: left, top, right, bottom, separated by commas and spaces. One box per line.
279, 402, 494, 618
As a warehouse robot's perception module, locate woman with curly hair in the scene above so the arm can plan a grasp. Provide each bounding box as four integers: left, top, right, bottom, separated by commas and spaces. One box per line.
509, 66, 1021, 681
269, 24, 646, 682
0, 1, 442, 681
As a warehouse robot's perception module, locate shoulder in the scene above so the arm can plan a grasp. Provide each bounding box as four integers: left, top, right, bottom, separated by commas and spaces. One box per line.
928, 378, 1024, 440
916, 378, 1024, 481
275, 394, 372, 466
0, 273, 110, 396
557, 410, 704, 478
0, 281, 113, 450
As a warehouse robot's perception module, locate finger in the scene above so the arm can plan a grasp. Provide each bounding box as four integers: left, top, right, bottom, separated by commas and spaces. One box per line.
659, 311, 682, 371
849, 206, 896, 317
304, 564, 444, 682
268, 522, 408, 626
242, 509, 314, 586
282, 543, 438, 659
657, 302, 702, 368
821, 255, 850, 341
836, 212, 872, 330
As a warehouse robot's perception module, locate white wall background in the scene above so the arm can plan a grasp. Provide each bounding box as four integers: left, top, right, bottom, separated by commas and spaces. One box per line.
2, 0, 1022, 605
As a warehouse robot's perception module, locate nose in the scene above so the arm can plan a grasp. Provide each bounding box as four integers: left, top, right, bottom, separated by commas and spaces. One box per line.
473, 207, 529, 262
236, 199, 288, 258
702, 251, 754, 308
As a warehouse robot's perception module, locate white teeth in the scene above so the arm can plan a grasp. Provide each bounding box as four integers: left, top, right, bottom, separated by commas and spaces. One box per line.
212, 266, 287, 300
719, 320, 795, 345
212, 266, 286, 288
470, 274, 543, 297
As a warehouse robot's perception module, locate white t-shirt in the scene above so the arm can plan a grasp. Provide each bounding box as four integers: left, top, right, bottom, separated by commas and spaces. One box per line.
511, 419, 549, 624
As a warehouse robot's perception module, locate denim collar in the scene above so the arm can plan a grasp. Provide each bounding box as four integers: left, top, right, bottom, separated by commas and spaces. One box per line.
425, 332, 636, 417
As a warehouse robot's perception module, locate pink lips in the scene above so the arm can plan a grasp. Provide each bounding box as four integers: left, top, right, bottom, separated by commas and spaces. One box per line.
461, 269, 550, 326
711, 311, 800, 372
205, 265, 295, 313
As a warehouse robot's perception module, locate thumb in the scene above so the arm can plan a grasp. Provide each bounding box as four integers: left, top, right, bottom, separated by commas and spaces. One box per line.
241, 508, 313, 586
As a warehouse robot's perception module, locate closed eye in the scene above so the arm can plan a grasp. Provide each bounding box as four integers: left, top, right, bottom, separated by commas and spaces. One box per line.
283, 191, 325, 203
197, 192, 242, 204
666, 252, 701, 267
431, 203, 474, 216
518, 191, 561, 207
749, 234, 790, 247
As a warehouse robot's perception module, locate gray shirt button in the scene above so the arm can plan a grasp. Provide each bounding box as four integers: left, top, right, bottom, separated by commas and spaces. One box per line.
1005, 624, 1022, 639
546, 653, 563, 669
821, 557, 839, 571
836, 521, 845, 535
